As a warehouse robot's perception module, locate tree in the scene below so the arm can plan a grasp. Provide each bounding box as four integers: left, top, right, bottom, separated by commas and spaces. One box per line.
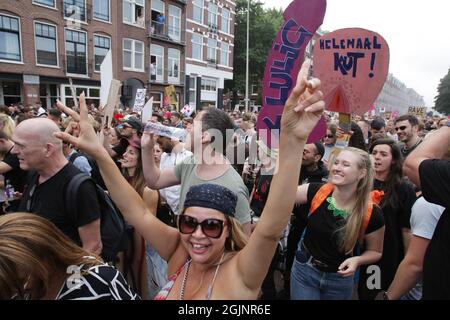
434, 68, 450, 115
225, 0, 283, 107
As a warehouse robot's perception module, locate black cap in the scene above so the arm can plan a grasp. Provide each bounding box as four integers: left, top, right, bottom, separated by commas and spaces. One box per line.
184, 184, 237, 217
313, 141, 325, 161
122, 117, 143, 133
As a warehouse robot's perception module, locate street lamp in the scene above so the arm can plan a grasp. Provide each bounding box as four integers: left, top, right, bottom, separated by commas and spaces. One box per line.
245, 0, 250, 112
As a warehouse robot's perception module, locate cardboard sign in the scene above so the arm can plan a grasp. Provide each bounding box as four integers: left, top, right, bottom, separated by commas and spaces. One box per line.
408, 106, 426, 117
314, 28, 390, 116
181, 104, 194, 117
100, 50, 113, 108
133, 88, 147, 113
103, 79, 121, 128
164, 85, 178, 109
256, 0, 327, 148
141, 97, 154, 123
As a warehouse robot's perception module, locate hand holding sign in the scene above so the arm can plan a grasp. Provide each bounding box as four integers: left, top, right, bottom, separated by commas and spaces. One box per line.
314, 28, 390, 116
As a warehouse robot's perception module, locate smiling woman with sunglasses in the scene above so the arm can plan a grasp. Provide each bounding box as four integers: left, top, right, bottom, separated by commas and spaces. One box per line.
54, 59, 325, 300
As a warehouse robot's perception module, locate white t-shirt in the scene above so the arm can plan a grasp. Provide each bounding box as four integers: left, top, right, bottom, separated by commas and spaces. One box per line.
410, 197, 444, 239
159, 147, 192, 214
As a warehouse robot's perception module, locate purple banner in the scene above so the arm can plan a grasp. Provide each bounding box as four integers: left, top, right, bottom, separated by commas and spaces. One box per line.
256, 0, 327, 148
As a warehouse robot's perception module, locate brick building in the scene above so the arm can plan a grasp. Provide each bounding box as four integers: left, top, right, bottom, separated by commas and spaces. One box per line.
0, 0, 186, 110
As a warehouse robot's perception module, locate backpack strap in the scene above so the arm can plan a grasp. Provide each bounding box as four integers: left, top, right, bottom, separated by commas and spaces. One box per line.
68, 152, 81, 164
358, 201, 373, 244
309, 183, 335, 216
65, 173, 92, 220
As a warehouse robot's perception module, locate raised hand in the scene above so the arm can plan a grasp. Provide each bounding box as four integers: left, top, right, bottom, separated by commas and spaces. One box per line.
54, 92, 105, 158
281, 59, 325, 141
141, 131, 156, 151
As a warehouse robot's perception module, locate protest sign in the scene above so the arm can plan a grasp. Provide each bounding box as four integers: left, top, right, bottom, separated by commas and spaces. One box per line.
144, 122, 187, 142
181, 104, 194, 117
165, 85, 178, 109
133, 88, 147, 113
314, 28, 390, 116
100, 50, 112, 108
408, 106, 426, 117
256, 0, 327, 148
141, 97, 154, 123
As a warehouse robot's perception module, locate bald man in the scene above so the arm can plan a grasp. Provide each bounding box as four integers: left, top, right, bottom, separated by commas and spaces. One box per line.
13, 118, 103, 255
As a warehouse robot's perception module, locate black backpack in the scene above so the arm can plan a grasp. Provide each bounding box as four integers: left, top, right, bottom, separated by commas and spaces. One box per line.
66, 173, 127, 262
68, 152, 107, 190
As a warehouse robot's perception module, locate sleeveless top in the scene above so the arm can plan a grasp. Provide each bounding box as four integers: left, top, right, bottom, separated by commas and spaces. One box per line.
154, 260, 189, 300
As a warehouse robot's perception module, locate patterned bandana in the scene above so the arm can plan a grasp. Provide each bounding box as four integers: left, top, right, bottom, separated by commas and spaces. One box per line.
183, 184, 237, 217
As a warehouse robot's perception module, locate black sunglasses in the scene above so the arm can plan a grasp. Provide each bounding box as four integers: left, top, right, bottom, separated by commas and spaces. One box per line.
178, 215, 225, 239
395, 125, 407, 131
325, 134, 334, 138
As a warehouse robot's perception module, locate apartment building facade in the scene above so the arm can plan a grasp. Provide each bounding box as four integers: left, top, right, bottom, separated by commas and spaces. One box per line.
185, 0, 235, 110
0, 0, 186, 111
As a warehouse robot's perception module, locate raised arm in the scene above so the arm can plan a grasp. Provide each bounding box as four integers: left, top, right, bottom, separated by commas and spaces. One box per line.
141, 131, 180, 189
235, 59, 325, 291
55, 93, 181, 262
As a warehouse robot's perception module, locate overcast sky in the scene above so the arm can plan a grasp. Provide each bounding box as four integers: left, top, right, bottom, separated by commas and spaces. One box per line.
261, 0, 450, 107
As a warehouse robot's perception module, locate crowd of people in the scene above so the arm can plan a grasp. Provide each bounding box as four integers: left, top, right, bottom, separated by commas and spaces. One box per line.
0, 59, 449, 300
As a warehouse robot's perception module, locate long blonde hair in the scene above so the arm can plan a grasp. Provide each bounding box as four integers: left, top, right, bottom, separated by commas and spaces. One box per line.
0, 113, 15, 139
225, 217, 249, 252
336, 147, 374, 254
0, 213, 102, 299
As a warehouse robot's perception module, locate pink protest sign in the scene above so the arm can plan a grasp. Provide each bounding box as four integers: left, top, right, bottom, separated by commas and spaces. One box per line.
314, 28, 390, 115
256, 0, 327, 148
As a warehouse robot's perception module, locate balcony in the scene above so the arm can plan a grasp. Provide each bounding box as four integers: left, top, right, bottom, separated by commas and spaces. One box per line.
148, 20, 185, 45
147, 66, 186, 87
206, 58, 218, 69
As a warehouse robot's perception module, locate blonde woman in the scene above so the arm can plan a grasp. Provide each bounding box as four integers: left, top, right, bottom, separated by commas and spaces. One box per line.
291, 147, 385, 300
0, 113, 15, 139
0, 212, 139, 300
55, 59, 326, 300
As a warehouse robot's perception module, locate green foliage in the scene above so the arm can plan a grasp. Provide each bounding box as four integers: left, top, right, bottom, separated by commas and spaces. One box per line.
225, 0, 283, 100
434, 68, 450, 115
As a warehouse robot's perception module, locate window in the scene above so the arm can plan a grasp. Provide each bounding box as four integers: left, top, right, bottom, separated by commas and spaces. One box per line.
189, 77, 196, 107
193, 0, 203, 24
221, 8, 230, 34
123, 0, 145, 27
65, 29, 87, 74
191, 33, 203, 60
94, 35, 110, 71
0, 82, 22, 105
168, 48, 180, 84
64, 0, 87, 22
0, 15, 21, 62
94, 0, 110, 21
123, 38, 144, 71
150, 44, 164, 82
35, 22, 57, 66
39, 84, 60, 108
168, 5, 181, 41
220, 42, 229, 66
201, 78, 216, 92
150, 92, 162, 110
63, 85, 100, 108
33, 0, 55, 8
207, 38, 216, 62
208, 3, 218, 28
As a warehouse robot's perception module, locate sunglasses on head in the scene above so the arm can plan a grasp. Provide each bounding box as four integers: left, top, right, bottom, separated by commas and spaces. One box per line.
395, 125, 407, 131
178, 215, 225, 239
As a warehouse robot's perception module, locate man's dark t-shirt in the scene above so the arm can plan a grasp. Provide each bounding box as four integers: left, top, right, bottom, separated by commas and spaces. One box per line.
2, 148, 27, 193
18, 163, 101, 245
419, 159, 450, 299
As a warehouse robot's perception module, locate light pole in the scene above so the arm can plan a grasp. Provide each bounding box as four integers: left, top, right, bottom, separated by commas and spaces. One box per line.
245, 0, 250, 112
